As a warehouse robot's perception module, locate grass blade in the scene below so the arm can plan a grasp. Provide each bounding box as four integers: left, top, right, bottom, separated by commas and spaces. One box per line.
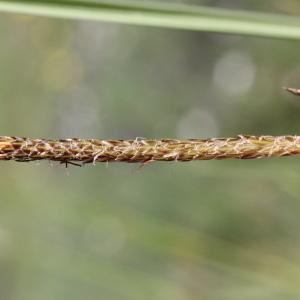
0, 0, 299, 39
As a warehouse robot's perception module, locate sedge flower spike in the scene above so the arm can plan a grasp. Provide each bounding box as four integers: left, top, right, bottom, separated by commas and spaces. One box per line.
283, 86, 300, 96
0, 136, 300, 165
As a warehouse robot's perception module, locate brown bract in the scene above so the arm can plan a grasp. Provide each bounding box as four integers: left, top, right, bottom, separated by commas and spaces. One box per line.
0, 136, 299, 164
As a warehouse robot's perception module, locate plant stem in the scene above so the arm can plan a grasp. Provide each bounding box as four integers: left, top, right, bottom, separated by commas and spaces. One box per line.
0, 0, 300, 39
0, 136, 299, 165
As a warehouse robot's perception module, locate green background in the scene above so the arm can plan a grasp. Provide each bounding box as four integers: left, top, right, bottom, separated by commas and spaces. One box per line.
1, 1, 300, 299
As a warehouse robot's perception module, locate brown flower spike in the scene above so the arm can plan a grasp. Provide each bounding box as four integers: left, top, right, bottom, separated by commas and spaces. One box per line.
0, 136, 300, 165
283, 86, 300, 96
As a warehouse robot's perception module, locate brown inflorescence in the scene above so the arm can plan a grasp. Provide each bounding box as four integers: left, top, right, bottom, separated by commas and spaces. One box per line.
283, 86, 300, 96
0, 135, 299, 165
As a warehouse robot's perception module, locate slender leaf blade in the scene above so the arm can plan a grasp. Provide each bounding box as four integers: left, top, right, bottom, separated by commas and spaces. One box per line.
0, 0, 299, 39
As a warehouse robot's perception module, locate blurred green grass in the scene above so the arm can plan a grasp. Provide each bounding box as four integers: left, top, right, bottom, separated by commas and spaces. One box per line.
0, 0, 300, 39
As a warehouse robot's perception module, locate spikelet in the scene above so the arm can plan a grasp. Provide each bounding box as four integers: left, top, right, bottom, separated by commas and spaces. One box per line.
0, 136, 299, 165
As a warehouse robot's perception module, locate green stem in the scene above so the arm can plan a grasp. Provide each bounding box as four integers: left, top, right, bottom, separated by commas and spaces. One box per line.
0, 0, 300, 39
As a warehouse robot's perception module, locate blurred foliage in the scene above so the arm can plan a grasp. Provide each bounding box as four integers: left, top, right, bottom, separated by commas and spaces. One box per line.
1, 1, 300, 300
1, 0, 300, 39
